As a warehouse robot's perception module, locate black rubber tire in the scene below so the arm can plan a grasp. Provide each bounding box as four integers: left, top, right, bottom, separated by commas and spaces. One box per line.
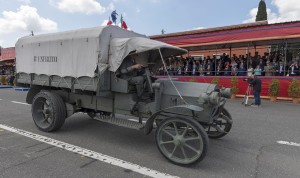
155, 117, 209, 166
207, 108, 232, 139
32, 91, 66, 132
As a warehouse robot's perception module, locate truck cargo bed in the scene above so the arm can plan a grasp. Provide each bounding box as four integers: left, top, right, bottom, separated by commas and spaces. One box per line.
17, 72, 110, 92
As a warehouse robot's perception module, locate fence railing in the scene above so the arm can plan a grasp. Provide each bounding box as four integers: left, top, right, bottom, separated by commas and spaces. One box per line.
157, 70, 298, 76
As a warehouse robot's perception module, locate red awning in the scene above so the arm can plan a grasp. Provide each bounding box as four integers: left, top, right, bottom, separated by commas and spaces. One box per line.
0, 47, 15, 61
151, 21, 300, 51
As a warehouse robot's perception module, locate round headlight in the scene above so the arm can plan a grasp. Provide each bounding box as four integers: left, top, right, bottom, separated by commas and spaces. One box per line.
220, 88, 232, 99
208, 91, 220, 105
198, 91, 220, 105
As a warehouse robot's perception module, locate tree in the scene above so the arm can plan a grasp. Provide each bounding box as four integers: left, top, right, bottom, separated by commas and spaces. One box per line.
256, 0, 267, 22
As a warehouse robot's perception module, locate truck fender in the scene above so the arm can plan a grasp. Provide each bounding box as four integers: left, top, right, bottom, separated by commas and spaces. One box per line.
26, 87, 41, 104
144, 104, 203, 135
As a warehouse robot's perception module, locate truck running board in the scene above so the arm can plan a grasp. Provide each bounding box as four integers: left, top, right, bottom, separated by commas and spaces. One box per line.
93, 114, 144, 130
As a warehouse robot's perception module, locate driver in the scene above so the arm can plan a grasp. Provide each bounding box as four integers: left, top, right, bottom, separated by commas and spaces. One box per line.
117, 55, 145, 99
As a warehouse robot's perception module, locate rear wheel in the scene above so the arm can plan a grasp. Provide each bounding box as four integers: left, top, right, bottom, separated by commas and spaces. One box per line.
32, 91, 66, 132
155, 117, 208, 165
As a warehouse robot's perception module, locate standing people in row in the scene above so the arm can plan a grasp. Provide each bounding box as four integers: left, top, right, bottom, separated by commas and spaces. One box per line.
155, 53, 300, 77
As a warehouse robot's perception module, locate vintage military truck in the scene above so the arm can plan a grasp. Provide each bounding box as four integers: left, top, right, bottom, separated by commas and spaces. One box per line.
15, 25, 233, 165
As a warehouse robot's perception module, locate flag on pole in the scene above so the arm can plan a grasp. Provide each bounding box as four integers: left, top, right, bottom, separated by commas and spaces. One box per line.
107, 16, 112, 25
120, 14, 128, 30
111, 10, 118, 24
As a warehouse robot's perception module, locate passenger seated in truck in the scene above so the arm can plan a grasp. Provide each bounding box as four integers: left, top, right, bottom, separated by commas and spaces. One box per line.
117, 55, 146, 99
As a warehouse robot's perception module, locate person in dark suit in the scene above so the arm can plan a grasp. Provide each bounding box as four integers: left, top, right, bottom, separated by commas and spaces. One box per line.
245, 74, 262, 107
275, 61, 285, 76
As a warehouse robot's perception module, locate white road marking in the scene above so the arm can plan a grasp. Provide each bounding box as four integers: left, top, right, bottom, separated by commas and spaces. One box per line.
277, 141, 300, 147
11, 101, 30, 106
0, 124, 179, 178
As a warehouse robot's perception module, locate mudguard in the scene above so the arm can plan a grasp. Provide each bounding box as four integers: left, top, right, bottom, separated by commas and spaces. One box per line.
144, 104, 203, 135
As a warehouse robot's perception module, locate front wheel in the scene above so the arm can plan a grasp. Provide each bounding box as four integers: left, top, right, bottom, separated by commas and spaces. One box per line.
32, 91, 66, 132
207, 108, 233, 139
155, 117, 209, 165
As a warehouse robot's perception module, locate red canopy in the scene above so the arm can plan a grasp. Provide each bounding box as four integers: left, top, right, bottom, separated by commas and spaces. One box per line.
0, 47, 15, 61
151, 21, 300, 51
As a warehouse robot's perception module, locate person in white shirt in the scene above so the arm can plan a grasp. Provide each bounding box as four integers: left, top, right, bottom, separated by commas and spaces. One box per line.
289, 62, 299, 76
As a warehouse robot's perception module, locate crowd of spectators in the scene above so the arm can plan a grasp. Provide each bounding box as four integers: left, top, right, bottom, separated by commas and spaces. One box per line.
1, 66, 14, 76
0, 66, 15, 85
157, 51, 300, 77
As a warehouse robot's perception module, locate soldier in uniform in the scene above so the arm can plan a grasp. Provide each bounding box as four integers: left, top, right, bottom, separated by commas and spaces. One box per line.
117, 55, 145, 99
264, 61, 274, 76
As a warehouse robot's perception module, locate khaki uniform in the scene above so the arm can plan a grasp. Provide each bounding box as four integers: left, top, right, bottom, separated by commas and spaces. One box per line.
117, 57, 145, 97
264, 65, 274, 76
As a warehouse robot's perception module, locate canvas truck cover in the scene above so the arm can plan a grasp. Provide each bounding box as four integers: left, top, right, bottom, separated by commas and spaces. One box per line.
16, 25, 145, 78
109, 37, 187, 72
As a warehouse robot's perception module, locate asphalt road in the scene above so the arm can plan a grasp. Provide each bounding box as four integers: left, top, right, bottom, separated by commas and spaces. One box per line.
0, 88, 299, 178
